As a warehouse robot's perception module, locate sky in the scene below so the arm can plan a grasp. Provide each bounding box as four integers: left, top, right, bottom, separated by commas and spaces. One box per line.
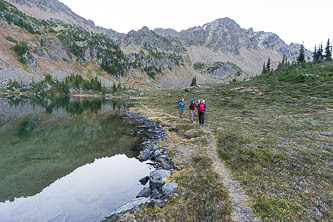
59, 0, 333, 50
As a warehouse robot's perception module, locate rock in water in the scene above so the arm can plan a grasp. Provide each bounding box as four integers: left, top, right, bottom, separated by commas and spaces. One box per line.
139, 176, 150, 185
136, 187, 151, 198
111, 197, 149, 216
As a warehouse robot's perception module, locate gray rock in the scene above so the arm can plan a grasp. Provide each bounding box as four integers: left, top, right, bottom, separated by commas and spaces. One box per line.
136, 187, 151, 198
158, 159, 173, 170
138, 149, 150, 161
111, 197, 149, 216
320, 131, 333, 137
139, 176, 150, 185
184, 131, 200, 139
150, 188, 163, 199
149, 169, 171, 184
162, 180, 178, 197
153, 148, 164, 157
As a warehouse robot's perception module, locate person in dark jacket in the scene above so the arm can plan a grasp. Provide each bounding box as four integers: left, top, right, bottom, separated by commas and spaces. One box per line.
177, 99, 185, 118
197, 99, 206, 125
189, 99, 196, 122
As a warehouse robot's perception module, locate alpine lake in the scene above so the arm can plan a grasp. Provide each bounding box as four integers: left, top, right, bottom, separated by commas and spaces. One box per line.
0, 95, 154, 222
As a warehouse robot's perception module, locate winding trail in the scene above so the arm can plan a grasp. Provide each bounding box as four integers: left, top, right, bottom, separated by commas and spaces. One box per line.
134, 102, 261, 222
203, 126, 261, 222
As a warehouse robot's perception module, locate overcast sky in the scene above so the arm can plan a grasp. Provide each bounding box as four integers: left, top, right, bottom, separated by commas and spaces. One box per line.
60, 0, 333, 50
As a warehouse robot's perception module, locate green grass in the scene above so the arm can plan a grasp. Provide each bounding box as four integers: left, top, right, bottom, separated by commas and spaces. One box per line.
107, 156, 232, 222
141, 61, 333, 221
12, 41, 31, 64
5, 36, 17, 43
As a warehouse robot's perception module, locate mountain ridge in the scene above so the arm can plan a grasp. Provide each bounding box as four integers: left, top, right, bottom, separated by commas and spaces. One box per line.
1, 0, 312, 89
8, 0, 310, 56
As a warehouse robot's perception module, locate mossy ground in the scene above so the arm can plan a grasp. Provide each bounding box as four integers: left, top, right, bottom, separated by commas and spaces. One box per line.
135, 62, 333, 221
107, 103, 232, 221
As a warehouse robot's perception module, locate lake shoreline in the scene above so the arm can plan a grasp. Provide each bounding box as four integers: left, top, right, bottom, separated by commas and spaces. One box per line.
105, 109, 181, 220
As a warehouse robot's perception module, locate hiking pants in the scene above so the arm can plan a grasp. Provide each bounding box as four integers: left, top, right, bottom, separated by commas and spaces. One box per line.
179, 109, 184, 118
198, 112, 205, 125
190, 110, 195, 121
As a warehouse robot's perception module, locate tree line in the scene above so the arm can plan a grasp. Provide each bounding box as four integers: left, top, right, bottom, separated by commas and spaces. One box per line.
262, 38, 332, 74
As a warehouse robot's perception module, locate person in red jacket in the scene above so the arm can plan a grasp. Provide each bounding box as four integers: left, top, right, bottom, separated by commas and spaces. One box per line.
189, 99, 196, 122
197, 100, 206, 125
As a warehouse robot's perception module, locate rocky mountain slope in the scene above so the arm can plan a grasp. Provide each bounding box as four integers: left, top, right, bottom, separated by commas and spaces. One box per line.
7, 0, 124, 40
1, 0, 311, 89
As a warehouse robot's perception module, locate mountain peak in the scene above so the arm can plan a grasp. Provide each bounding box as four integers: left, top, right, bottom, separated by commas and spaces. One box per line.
9, 0, 66, 12
138, 26, 151, 33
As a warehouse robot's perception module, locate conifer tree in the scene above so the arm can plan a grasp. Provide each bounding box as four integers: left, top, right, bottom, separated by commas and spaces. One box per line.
313, 46, 318, 63
261, 62, 266, 74
281, 54, 288, 68
266, 57, 271, 72
283, 55, 287, 66
297, 44, 305, 64
325, 39, 332, 61
318, 44, 324, 61
112, 83, 117, 92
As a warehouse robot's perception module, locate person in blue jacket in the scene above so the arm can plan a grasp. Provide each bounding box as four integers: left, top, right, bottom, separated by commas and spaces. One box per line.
177, 98, 185, 118
197, 99, 206, 125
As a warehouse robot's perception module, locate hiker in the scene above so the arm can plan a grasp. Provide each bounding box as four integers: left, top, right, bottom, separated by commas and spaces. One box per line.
177, 98, 185, 118
189, 99, 196, 122
197, 99, 206, 125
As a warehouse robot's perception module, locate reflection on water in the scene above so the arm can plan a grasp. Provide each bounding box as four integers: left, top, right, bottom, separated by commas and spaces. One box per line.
0, 96, 151, 222
4, 95, 127, 116
0, 155, 153, 222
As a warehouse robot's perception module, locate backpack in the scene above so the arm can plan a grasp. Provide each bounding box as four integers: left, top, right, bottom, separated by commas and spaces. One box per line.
190, 103, 196, 110
198, 103, 205, 112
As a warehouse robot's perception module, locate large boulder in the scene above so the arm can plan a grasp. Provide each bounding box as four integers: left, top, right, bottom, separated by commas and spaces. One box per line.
111, 197, 149, 216
139, 176, 149, 185
136, 187, 151, 198
138, 149, 150, 161
162, 180, 178, 197
149, 170, 171, 185
150, 188, 163, 199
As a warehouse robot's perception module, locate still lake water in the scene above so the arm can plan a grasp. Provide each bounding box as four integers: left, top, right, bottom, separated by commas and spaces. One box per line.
0, 96, 153, 222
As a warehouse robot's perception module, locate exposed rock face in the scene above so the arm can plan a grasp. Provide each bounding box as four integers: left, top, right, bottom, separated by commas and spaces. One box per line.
155, 18, 312, 59
154, 28, 180, 38
123, 26, 185, 54
7, 0, 124, 40
180, 18, 255, 54
194, 61, 243, 78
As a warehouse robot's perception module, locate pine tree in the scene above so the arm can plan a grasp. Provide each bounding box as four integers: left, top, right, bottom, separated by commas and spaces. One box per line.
283, 55, 287, 66
266, 57, 271, 72
325, 39, 332, 61
112, 83, 117, 92
190, 76, 197, 86
262, 62, 266, 74
297, 44, 305, 64
318, 44, 324, 61
313, 46, 318, 63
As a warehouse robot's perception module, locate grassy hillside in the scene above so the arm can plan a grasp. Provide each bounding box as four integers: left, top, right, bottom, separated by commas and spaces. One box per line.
141, 61, 333, 221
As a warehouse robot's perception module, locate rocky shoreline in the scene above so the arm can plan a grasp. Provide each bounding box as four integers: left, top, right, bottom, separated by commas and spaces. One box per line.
108, 111, 180, 219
